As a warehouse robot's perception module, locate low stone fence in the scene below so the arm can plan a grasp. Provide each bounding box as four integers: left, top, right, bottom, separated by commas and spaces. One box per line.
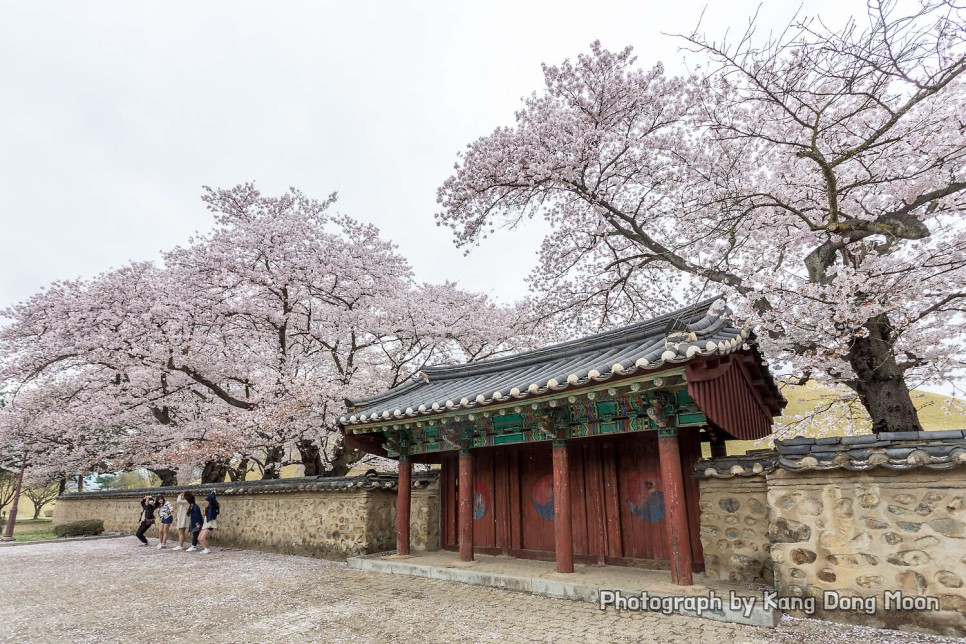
53, 472, 440, 560
696, 431, 966, 637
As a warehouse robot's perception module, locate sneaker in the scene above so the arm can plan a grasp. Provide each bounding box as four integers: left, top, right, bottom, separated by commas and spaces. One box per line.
172, 545, 183, 551
186, 546, 197, 552
156, 543, 164, 549
201, 548, 211, 554
138, 543, 148, 548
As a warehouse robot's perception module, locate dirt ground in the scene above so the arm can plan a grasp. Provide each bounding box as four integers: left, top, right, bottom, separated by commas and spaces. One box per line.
0, 538, 960, 643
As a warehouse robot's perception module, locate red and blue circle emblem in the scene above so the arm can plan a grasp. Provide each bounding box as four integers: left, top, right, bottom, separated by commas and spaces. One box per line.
473, 481, 489, 520
625, 473, 665, 522
531, 474, 554, 520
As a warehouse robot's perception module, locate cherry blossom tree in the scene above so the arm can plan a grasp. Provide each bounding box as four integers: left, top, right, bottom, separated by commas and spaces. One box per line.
0, 185, 535, 482
161, 185, 534, 477
0, 263, 247, 484
437, 1, 966, 434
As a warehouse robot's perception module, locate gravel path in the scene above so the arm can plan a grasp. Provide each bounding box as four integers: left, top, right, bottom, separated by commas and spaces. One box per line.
0, 539, 960, 643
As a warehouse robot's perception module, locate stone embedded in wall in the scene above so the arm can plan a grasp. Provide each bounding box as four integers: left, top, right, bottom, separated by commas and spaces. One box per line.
864, 517, 888, 530
800, 497, 824, 516
929, 518, 965, 538
937, 571, 963, 588
746, 498, 767, 515
832, 498, 852, 518
856, 575, 883, 589
769, 518, 811, 544
886, 550, 930, 567
789, 548, 816, 565
896, 570, 928, 594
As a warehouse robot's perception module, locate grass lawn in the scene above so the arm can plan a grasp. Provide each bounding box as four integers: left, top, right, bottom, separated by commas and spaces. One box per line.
8, 519, 57, 543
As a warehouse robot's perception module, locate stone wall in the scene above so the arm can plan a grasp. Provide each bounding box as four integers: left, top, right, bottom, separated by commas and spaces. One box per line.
695, 432, 966, 637
411, 478, 440, 552
53, 473, 440, 560
697, 454, 774, 585
767, 467, 965, 635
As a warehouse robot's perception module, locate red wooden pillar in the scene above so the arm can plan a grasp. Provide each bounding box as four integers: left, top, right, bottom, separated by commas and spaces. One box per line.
396, 455, 412, 556
552, 439, 574, 573
658, 429, 694, 585
458, 448, 474, 562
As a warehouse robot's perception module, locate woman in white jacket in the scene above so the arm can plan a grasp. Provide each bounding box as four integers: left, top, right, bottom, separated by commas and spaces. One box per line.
171, 492, 191, 551
155, 496, 174, 549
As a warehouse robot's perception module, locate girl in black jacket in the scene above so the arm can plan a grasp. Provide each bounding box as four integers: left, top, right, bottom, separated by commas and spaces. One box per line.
185, 493, 203, 552
135, 496, 156, 547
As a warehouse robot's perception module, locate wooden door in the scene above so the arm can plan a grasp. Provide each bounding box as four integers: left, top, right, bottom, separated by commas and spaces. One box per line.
609, 433, 667, 561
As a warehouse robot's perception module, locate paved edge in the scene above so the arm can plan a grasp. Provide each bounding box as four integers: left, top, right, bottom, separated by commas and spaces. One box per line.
347, 556, 781, 628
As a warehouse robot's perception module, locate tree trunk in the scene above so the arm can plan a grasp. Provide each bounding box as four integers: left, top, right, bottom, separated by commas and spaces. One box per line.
149, 468, 178, 487
227, 458, 250, 482
261, 446, 285, 480
77, 475, 83, 492
296, 439, 324, 477
32, 506, 41, 520
847, 315, 922, 434
58, 478, 66, 496
325, 439, 362, 477
201, 461, 229, 484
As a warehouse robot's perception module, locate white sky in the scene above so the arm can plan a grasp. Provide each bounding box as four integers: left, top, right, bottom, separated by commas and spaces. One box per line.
0, 0, 860, 311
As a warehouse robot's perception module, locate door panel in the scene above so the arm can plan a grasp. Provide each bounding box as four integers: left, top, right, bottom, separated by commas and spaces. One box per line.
613, 433, 667, 560
518, 444, 555, 552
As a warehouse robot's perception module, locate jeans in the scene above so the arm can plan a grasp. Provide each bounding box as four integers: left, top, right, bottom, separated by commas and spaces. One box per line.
191, 530, 200, 547
135, 520, 153, 544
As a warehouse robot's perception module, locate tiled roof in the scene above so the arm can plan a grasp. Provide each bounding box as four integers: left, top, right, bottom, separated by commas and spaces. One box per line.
341, 298, 759, 428
694, 431, 966, 477
775, 431, 966, 472
58, 472, 438, 499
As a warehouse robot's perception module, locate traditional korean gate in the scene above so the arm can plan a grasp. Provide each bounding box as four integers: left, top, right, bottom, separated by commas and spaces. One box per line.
440, 429, 704, 568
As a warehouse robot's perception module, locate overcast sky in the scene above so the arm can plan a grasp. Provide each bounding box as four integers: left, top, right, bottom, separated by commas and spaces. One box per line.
0, 0, 864, 313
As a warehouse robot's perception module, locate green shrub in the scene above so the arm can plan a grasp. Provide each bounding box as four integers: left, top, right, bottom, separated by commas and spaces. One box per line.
43, 509, 54, 518
53, 519, 104, 538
